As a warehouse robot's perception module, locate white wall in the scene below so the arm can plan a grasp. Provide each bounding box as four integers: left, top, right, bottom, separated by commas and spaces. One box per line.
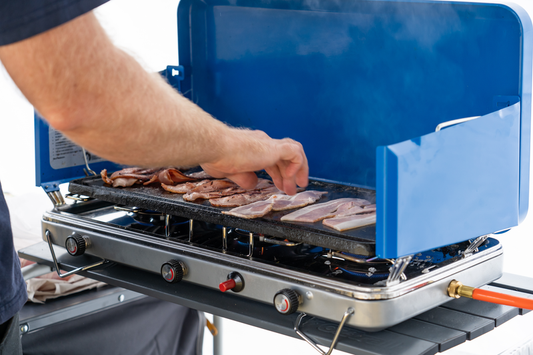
1, 1, 532, 354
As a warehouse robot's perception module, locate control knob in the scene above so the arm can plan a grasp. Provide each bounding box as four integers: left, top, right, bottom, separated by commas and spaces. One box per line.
65, 233, 90, 256
161, 260, 188, 283
273, 289, 301, 315
219, 272, 245, 293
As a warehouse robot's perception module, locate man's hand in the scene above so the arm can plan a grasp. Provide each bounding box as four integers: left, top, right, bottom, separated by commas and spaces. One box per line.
201, 129, 308, 195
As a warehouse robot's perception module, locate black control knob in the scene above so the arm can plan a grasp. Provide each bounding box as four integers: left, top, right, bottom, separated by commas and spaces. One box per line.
161, 260, 187, 283
65, 233, 89, 256
273, 289, 301, 315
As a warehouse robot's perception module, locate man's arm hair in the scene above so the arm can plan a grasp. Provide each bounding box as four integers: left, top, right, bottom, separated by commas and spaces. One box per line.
0, 11, 230, 168
0, 11, 308, 194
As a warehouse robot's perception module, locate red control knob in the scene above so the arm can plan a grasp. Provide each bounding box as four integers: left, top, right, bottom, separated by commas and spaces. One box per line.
219, 272, 244, 293
219, 279, 236, 292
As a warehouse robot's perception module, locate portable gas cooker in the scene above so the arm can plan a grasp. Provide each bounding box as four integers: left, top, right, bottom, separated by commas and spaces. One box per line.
38, 178, 504, 333
23, 0, 532, 352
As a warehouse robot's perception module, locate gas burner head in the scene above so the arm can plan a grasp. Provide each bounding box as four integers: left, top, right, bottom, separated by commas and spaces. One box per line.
226, 228, 323, 261
323, 257, 391, 283
114, 205, 190, 226
328, 251, 393, 265
233, 228, 262, 238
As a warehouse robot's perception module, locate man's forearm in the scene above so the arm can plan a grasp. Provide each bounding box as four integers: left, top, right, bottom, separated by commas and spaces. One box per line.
0, 12, 232, 168
0, 10, 309, 194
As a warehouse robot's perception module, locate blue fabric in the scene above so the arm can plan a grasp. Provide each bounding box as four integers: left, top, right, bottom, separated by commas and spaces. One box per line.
0, 183, 26, 325
0, 0, 109, 46
0, 0, 108, 324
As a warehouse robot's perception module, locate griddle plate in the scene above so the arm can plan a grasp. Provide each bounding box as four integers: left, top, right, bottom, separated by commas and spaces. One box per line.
68, 176, 377, 256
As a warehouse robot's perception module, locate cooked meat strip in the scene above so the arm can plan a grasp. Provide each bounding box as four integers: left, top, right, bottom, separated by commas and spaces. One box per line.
143, 174, 160, 185
103, 167, 166, 187
280, 198, 371, 223
111, 177, 140, 188
183, 179, 273, 201
102, 168, 148, 187
101, 169, 113, 185
221, 196, 278, 219
110, 173, 154, 181
109, 167, 159, 179
271, 191, 328, 211
159, 168, 197, 185
109, 167, 143, 179
323, 212, 376, 232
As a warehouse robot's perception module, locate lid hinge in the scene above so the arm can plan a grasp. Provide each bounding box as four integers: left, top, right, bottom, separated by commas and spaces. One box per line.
41, 182, 65, 207
463, 234, 490, 258
386, 255, 413, 286
160, 65, 185, 93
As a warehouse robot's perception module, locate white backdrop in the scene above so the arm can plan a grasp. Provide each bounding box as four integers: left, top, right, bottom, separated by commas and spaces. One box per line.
1, 1, 533, 354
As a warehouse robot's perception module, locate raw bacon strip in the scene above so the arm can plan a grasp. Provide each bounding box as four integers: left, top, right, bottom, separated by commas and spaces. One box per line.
189, 179, 238, 193
330, 203, 376, 218
280, 198, 371, 223
161, 180, 211, 194
220, 189, 325, 218
222, 196, 278, 219
271, 191, 328, 211
334, 204, 365, 217
323, 212, 376, 232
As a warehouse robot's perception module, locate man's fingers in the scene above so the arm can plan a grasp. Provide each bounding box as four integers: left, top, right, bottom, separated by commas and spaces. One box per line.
295, 166, 309, 188
282, 178, 297, 196
201, 132, 309, 195
225, 171, 259, 190
265, 165, 284, 192
277, 139, 309, 190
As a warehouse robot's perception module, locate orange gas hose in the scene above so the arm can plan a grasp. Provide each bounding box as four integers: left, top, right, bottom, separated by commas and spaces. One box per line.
472, 289, 533, 310
448, 280, 533, 310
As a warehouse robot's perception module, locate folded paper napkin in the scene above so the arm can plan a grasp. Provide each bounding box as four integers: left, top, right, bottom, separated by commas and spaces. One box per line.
26, 274, 107, 303
7, 193, 108, 303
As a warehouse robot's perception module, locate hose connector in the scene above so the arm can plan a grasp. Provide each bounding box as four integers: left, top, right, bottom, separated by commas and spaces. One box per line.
447, 280, 475, 299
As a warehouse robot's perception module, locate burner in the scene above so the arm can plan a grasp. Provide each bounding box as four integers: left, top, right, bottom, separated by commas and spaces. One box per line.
324, 258, 391, 283
226, 228, 323, 261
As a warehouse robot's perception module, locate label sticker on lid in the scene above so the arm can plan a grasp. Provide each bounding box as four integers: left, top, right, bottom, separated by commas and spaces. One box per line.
48, 126, 104, 169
